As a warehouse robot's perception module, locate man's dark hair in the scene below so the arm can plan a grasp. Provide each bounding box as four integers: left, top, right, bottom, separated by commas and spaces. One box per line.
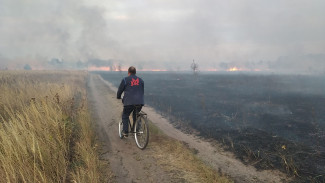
128, 66, 136, 75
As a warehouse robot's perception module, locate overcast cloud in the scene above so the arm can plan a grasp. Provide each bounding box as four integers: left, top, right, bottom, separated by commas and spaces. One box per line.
0, 0, 324, 71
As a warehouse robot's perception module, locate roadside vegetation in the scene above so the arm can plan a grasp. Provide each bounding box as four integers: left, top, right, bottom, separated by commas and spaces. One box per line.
0, 71, 103, 182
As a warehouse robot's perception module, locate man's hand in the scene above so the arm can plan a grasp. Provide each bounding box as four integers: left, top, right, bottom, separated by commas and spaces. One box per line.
117, 97, 124, 104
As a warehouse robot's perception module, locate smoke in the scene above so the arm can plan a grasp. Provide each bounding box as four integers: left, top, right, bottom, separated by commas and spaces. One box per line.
0, 0, 117, 64
0, 0, 324, 72
269, 54, 325, 74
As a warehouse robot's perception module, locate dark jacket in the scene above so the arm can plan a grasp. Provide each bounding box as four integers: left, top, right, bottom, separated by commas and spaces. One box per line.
117, 74, 144, 106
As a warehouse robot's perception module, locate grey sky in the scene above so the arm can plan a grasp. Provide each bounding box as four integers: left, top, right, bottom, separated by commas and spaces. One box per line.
0, 0, 324, 71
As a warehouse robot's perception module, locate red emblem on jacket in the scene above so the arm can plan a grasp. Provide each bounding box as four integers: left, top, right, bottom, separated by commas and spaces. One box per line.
131, 78, 139, 86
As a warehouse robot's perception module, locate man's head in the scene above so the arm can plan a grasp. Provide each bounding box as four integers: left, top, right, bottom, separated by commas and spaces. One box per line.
128, 66, 136, 75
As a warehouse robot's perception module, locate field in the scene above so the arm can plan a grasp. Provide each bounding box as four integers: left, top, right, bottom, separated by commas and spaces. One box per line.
100, 71, 325, 182
0, 71, 103, 182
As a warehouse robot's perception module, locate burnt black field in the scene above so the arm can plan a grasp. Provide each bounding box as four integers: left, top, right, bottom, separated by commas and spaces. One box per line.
98, 71, 325, 182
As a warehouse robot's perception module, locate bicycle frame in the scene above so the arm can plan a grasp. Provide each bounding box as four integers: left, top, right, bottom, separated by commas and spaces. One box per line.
119, 106, 149, 149
127, 106, 147, 134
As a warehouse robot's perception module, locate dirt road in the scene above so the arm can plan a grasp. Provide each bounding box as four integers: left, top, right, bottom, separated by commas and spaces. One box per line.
87, 73, 289, 183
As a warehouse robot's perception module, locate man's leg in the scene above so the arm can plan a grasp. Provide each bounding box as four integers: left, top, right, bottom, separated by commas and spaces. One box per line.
132, 106, 142, 123
122, 105, 134, 135
132, 106, 142, 132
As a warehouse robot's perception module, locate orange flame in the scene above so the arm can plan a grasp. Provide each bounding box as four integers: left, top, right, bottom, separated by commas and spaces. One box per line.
87, 66, 169, 72
227, 67, 241, 72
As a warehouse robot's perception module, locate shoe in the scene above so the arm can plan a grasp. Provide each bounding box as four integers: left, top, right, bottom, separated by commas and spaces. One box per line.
122, 131, 128, 137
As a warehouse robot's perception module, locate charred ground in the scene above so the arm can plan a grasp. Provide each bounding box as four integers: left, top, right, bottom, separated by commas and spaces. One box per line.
99, 71, 325, 182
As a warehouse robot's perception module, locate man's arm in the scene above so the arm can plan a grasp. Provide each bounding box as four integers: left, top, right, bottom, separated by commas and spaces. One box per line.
117, 79, 125, 99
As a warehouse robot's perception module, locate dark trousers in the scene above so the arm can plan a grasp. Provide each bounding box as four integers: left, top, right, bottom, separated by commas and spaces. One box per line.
122, 105, 142, 133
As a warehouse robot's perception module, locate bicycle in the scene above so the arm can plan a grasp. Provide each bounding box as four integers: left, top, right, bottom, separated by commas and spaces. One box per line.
118, 105, 149, 150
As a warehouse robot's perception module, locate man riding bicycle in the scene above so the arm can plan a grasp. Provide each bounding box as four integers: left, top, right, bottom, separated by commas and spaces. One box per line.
117, 66, 144, 137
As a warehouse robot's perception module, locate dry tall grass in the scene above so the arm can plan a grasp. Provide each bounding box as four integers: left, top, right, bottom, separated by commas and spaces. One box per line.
0, 71, 101, 182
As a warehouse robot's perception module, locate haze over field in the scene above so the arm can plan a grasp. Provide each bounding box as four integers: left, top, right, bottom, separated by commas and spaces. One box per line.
0, 0, 324, 72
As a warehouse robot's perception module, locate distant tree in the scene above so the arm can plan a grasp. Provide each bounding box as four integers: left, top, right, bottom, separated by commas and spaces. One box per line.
23, 64, 32, 70
191, 59, 199, 74
117, 63, 122, 73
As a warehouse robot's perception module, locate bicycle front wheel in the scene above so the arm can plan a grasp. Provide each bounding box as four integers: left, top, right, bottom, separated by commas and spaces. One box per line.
118, 121, 124, 139
134, 116, 149, 150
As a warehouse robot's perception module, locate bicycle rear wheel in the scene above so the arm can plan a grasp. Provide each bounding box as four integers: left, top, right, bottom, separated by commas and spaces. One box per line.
118, 121, 124, 139
134, 116, 149, 150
